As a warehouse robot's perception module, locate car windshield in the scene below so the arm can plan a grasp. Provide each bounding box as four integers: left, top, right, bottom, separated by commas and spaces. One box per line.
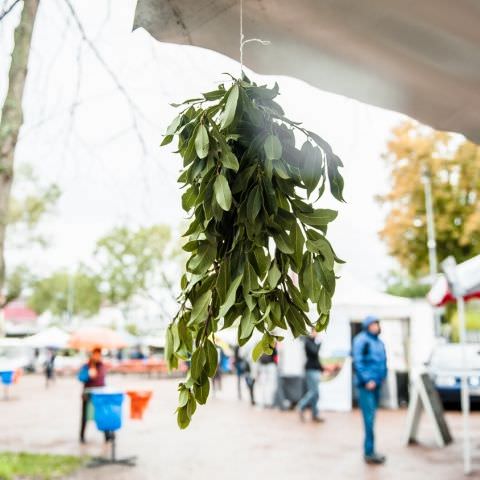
430, 345, 480, 370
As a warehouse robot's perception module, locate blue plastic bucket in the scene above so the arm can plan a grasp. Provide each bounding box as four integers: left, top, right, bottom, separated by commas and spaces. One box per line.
91, 392, 124, 432
0, 371, 14, 385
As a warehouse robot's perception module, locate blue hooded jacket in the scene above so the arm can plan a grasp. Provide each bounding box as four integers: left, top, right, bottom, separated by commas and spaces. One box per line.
352, 315, 387, 387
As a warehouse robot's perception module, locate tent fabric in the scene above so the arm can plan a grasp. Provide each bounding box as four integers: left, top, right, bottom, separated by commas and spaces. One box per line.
133, 0, 480, 144
427, 255, 480, 306
333, 272, 411, 311
24, 327, 69, 349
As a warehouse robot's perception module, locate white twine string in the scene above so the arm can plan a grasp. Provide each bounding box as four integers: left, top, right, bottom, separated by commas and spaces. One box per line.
239, 0, 271, 75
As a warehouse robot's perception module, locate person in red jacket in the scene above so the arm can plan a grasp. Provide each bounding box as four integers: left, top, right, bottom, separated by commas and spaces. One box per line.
78, 347, 107, 443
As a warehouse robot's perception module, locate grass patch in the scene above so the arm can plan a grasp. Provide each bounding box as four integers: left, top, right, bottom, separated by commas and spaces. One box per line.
0, 452, 84, 480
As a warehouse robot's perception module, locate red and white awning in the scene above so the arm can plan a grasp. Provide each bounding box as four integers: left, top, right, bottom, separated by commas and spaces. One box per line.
427, 255, 480, 307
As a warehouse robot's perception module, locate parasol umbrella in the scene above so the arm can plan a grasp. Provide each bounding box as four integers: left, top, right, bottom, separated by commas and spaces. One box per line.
68, 326, 128, 350
133, 0, 480, 144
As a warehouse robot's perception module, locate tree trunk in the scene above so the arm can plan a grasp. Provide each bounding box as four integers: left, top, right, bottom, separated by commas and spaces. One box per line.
0, 0, 40, 291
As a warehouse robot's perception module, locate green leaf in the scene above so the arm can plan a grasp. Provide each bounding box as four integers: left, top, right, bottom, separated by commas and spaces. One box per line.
301, 143, 322, 196
179, 388, 189, 407
188, 243, 215, 274
195, 124, 210, 159
181, 185, 197, 211
187, 394, 197, 417
286, 305, 308, 337
315, 257, 336, 295
216, 259, 230, 304
193, 378, 210, 405
252, 339, 265, 362
299, 253, 318, 301
239, 309, 255, 340
219, 274, 243, 318
177, 406, 190, 429
317, 287, 332, 314
267, 261, 281, 288
285, 276, 309, 312
296, 208, 338, 227
214, 174, 232, 211
247, 185, 262, 223
205, 339, 218, 377
264, 134, 282, 160
221, 151, 239, 171
274, 231, 294, 254
203, 89, 225, 101
166, 115, 182, 135
161, 134, 174, 146
190, 347, 206, 380
306, 237, 335, 270
220, 84, 239, 130
290, 223, 304, 271
191, 290, 212, 324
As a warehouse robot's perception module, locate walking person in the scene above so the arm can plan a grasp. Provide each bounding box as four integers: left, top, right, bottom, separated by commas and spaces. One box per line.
297, 329, 325, 422
352, 315, 387, 465
256, 345, 278, 408
77, 347, 109, 443
44, 348, 56, 388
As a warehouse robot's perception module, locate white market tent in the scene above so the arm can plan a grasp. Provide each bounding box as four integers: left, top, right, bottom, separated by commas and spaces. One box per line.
319, 273, 434, 411
134, 0, 480, 144
23, 327, 70, 349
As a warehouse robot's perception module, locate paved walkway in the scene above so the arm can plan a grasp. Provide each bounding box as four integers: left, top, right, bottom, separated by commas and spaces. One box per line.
2, 374, 480, 479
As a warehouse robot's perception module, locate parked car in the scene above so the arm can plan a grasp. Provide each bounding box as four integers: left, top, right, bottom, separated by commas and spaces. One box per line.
427, 343, 480, 407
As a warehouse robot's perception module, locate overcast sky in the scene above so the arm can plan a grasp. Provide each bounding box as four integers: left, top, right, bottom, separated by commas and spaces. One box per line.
0, 0, 407, 288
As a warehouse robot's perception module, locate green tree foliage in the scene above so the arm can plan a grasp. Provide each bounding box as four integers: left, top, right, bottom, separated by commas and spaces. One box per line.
384, 271, 431, 298
94, 225, 175, 308
28, 270, 101, 317
378, 121, 480, 277
162, 77, 344, 427
2, 164, 61, 306
8, 164, 61, 248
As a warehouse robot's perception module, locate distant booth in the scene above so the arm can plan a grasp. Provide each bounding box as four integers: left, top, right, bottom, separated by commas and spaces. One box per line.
318, 273, 435, 412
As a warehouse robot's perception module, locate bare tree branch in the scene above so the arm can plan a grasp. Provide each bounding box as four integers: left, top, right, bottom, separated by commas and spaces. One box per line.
0, 0, 21, 23
62, 0, 147, 156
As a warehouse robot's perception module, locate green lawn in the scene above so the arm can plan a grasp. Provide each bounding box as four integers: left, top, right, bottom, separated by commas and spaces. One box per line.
0, 452, 84, 480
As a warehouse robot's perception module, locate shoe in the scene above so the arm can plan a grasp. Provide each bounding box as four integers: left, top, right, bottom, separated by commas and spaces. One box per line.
312, 416, 325, 423
364, 453, 386, 465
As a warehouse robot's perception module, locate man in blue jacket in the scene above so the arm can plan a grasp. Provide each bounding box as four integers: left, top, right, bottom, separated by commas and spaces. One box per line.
352, 315, 387, 465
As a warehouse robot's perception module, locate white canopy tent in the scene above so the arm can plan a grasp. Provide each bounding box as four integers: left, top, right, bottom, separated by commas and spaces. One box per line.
23, 327, 70, 349
134, 0, 480, 144
317, 272, 435, 411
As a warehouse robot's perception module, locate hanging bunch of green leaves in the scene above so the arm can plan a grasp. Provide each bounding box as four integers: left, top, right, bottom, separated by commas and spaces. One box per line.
161, 76, 344, 428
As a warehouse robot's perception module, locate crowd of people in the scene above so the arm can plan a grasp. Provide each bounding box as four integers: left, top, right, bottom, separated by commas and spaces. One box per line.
71, 315, 388, 465
232, 316, 388, 465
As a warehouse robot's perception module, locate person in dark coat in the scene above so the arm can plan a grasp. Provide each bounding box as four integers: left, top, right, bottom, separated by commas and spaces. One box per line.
297, 329, 325, 422
352, 315, 387, 465
78, 347, 108, 443
44, 349, 56, 388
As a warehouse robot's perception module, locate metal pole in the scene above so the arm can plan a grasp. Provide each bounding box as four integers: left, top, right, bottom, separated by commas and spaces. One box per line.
458, 295, 471, 475
422, 170, 438, 279
422, 168, 441, 335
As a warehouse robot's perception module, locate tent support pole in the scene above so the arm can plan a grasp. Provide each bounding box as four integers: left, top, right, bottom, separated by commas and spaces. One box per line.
458, 296, 471, 475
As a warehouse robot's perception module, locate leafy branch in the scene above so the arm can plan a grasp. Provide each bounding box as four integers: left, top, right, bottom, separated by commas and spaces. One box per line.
162, 76, 345, 428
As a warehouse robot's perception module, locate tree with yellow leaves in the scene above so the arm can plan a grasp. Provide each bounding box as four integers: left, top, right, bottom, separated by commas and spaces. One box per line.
378, 121, 480, 278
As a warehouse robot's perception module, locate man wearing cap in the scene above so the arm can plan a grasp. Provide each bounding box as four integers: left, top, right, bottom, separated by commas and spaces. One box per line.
352, 315, 387, 465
